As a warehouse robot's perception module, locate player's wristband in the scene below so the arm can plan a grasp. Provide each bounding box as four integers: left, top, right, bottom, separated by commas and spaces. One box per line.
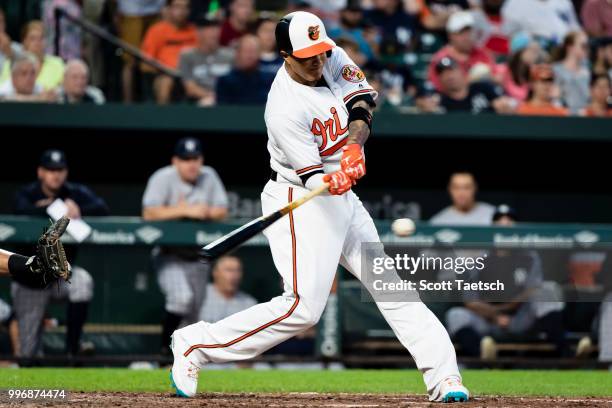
348, 106, 373, 132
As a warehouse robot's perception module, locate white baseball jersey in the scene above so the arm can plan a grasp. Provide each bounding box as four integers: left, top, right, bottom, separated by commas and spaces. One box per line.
173, 46, 462, 402
265, 47, 377, 186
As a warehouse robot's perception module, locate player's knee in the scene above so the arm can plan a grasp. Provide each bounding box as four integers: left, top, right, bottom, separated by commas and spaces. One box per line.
295, 302, 323, 327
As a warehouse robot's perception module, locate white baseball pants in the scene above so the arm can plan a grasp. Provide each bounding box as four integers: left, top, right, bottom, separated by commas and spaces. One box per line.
175, 180, 461, 397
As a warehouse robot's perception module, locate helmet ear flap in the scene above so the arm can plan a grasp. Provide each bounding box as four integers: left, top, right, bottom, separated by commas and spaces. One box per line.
275, 16, 293, 56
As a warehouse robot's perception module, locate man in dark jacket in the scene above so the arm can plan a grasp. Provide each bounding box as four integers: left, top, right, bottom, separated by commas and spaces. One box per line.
216, 34, 274, 105
12, 149, 108, 357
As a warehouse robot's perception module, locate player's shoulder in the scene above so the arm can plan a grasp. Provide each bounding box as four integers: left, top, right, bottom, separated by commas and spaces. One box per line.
265, 68, 302, 117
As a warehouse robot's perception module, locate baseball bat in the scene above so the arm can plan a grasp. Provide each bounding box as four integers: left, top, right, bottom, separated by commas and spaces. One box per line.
200, 183, 329, 261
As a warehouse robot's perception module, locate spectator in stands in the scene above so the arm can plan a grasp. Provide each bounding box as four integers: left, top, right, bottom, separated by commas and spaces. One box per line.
256, 16, 284, 75
142, 137, 228, 354
591, 37, 612, 81
435, 57, 515, 114
198, 256, 257, 323
12, 149, 106, 357
216, 35, 275, 105
428, 11, 495, 92
0, 53, 57, 102
498, 32, 546, 102
517, 64, 569, 116
552, 31, 591, 114
328, 4, 376, 61
337, 36, 367, 71
179, 17, 233, 106
20, 20, 65, 91
366, 37, 415, 107
0, 7, 24, 85
471, 0, 509, 57
414, 81, 443, 113
414, 0, 471, 33
580, 74, 612, 116
501, 0, 580, 46
445, 205, 568, 359
431, 171, 495, 225
141, 0, 197, 104
42, 0, 82, 60
365, 0, 418, 50
58, 59, 105, 104
220, 0, 255, 47
117, 0, 165, 102
581, 0, 612, 38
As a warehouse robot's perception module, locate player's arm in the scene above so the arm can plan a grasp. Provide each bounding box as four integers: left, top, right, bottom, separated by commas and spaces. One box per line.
0, 249, 11, 275
330, 47, 377, 180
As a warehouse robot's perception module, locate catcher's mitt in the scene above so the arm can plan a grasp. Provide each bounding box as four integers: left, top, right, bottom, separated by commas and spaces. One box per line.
23, 217, 72, 288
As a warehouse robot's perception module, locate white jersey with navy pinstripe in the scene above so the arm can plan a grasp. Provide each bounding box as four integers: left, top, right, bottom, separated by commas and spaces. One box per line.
264, 47, 377, 185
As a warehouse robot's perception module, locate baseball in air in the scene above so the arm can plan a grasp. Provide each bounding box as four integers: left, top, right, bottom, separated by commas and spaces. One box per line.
392, 218, 416, 237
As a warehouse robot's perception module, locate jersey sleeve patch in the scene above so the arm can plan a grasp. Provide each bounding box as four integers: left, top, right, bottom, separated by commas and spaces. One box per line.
341, 64, 366, 83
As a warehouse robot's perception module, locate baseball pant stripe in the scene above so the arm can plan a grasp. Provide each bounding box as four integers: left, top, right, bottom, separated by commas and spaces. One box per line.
183, 187, 300, 356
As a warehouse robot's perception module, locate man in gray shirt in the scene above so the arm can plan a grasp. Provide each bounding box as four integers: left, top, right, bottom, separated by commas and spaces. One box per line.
430, 172, 495, 226
179, 17, 234, 106
199, 256, 257, 323
142, 137, 229, 354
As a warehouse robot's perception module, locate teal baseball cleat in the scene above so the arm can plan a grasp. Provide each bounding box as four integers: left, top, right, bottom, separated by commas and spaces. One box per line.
440, 377, 470, 403
169, 331, 200, 398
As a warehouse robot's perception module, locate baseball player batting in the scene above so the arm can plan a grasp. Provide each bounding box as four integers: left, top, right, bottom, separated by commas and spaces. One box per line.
170, 11, 469, 403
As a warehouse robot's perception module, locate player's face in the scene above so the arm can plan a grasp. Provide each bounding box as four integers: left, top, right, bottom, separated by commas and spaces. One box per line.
591, 77, 611, 103
213, 257, 243, 295
285, 52, 327, 84
197, 26, 221, 50
450, 28, 473, 54
230, 0, 254, 22
38, 167, 68, 192
448, 174, 476, 210
532, 78, 554, 101
173, 156, 203, 183
64, 66, 88, 97
167, 0, 190, 26
439, 67, 464, 93
12, 63, 37, 95
24, 26, 45, 56
256, 21, 276, 53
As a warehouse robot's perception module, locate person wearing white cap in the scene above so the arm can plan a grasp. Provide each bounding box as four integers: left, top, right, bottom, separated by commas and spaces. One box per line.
169, 10, 469, 403
428, 10, 495, 91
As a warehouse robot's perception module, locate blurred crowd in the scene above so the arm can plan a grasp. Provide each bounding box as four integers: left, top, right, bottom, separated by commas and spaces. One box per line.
0, 0, 610, 115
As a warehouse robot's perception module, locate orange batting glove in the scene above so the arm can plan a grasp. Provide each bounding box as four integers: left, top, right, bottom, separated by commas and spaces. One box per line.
341, 143, 366, 180
323, 170, 354, 195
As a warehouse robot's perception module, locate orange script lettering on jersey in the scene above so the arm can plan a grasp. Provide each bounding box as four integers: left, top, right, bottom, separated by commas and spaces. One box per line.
310, 107, 348, 152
